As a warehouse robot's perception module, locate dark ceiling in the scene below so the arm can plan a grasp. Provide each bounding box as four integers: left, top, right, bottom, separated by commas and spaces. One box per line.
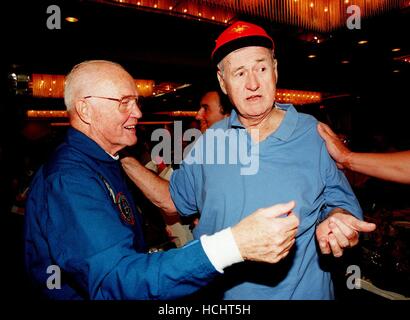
2, 0, 409, 121
4, 0, 409, 86
0, 0, 408, 165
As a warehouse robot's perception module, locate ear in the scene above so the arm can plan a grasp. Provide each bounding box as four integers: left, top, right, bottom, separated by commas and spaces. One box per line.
217, 70, 227, 95
273, 59, 278, 84
74, 99, 92, 124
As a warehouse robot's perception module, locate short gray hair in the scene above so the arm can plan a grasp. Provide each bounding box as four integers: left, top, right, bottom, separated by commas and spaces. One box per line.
64, 60, 124, 111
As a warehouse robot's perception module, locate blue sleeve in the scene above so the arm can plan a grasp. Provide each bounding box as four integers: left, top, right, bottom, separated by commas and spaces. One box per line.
45, 172, 217, 299
169, 140, 203, 216
319, 142, 363, 221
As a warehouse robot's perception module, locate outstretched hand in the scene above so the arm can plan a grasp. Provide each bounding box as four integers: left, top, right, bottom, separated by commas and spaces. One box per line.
316, 211, 376, 257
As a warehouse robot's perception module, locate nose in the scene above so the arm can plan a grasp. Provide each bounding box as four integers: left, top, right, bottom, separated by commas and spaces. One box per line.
131, 103, 142, 119
246, 71, 260, 91
196, 107, 204, 121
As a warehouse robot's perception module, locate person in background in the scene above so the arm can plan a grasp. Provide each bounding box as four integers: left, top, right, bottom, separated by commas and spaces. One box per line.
318, 122, 410, 184
24, 60, 300, 300
196, 90, 231, 132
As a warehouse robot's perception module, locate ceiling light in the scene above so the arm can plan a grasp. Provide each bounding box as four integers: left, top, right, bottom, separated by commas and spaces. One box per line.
65, 17, 78, 23
358, 40, 368, 45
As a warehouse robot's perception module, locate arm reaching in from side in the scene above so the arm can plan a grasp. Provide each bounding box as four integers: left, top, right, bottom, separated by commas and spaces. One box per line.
318, 122, 410, 184
121, 156, 177, 215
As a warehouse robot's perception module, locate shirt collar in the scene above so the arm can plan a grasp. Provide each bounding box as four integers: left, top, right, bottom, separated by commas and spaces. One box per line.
227, 109, 245, 129
65, 127, 118, 162
106, 152, 120, 160
272, 103, 298, 141
228, 103, 298, 141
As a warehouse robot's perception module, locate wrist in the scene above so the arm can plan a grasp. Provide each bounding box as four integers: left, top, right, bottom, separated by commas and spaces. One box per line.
343, 151, 355, 170
328, 208, 351, 218
120, 155, 138, 166
200, 228, 243, 273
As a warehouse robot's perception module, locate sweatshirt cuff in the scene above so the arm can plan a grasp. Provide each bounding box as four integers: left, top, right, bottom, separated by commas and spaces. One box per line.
200, 227, 244, 273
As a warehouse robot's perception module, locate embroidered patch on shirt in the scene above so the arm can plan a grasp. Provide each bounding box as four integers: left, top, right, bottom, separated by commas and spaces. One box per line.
116, 192, 135, 226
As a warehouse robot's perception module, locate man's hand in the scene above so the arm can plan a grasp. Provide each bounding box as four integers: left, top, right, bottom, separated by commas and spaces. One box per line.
231, 201, 299, 263
317, 122, 353, 170
316, 210, 376, 257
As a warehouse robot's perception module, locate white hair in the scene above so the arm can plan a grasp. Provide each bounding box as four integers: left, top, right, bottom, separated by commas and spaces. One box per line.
64, 60, 125, 111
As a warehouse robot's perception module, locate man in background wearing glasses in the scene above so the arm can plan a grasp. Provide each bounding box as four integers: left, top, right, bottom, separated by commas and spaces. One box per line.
24, 60, 300, 299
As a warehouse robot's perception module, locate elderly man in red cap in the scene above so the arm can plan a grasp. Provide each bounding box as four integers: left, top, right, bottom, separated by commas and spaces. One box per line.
122, 21, 376, 299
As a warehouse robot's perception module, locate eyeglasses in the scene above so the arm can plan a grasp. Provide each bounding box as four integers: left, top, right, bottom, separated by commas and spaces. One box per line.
83, 95, 139, 113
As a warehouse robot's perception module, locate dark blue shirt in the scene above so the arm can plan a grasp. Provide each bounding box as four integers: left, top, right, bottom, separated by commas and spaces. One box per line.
25, 128, 218, 299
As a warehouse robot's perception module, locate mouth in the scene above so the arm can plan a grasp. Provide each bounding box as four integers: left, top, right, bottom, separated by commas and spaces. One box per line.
124, 125, 136, 130
246, 95, 262, 102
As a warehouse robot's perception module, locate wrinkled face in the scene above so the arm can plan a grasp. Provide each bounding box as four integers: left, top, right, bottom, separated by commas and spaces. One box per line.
217, 46, 277, 123
82, 66, 142, 155
195, 91, 226, 132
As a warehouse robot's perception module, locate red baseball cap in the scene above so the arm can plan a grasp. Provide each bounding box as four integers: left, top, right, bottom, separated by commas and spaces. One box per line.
211, 21, 274, 65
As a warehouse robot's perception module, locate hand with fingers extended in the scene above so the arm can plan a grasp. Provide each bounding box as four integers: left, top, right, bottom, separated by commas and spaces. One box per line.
316, 210, 376, 257
232, 201, 299, 264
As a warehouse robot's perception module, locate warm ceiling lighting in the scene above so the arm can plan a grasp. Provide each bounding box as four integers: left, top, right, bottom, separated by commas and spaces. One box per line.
65, 17, 78, 23
308, 54, 316, 59
358, 40, 368, 45
393, 69, 400, 73
392, 48, 401, 52
394, 55, 410, 64
114, 0, 403, 32
153, 111, 198, 117
341, 60, 350, 64
27, 110, 68, 119
32, 74, 65, 98
30, 74, 190, 99
275, 89, 322, 105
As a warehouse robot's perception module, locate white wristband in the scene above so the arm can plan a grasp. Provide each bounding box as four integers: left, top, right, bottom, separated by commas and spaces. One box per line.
200, 227, 244, 273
